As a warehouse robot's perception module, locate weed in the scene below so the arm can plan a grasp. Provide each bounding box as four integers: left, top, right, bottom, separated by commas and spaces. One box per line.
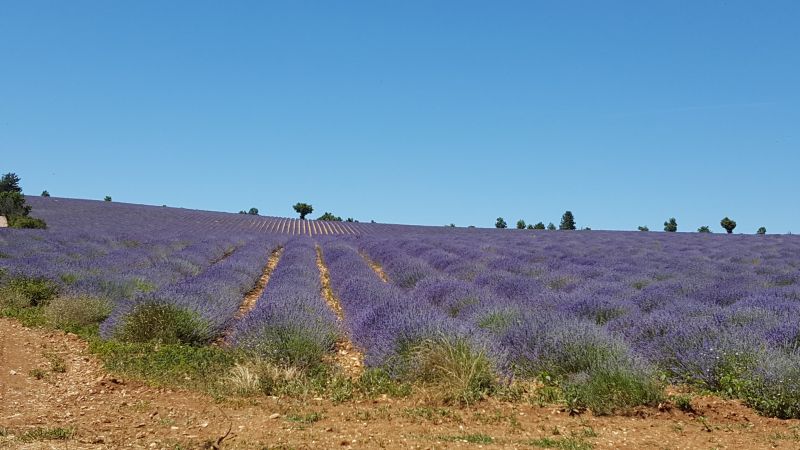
671, 394, 696, 413
223, 364, 261, 395
527, 436, 592, 449
399, 335, 497, 405
403, 407, 462, 424
45, 353, 67, 373
357, 368, 411, 398
437, 433, 494, 444
286, 411, 324, 423
29, 368, 46, 380
18, 427, 73, 442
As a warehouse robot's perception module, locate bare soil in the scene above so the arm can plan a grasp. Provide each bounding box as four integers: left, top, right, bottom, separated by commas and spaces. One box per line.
316, 247, 364, 379
2, 318, 799, 449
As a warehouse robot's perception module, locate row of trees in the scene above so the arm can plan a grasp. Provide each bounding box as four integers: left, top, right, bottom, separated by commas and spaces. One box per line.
641, 217, 767, 234
496, 211, 578, 231
495, 210, 768, 235
0, 173, 47, 228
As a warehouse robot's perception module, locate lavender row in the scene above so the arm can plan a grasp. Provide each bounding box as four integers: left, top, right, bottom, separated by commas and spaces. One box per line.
100, 236, 283, 343
320, 239, 497, 374
231, 237, 339, 368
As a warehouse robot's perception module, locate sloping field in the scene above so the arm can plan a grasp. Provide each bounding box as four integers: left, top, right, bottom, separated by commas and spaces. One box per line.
2, 197, 800, 447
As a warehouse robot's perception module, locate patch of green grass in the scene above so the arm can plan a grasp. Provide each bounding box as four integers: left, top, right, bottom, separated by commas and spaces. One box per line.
564, 366, 664, 415
357, 368, 411, 398
0, 304, 47, 327
526, 437, 592, 450
18, 427, 74, 442
29, 368, 47, 380
437, 433, 494, 444
89, 338, 236, 392
768, 426, 800, 442
286, 411, 324, 424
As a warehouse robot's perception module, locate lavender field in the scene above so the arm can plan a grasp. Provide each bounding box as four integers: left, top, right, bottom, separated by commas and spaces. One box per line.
2, 197, 799, 418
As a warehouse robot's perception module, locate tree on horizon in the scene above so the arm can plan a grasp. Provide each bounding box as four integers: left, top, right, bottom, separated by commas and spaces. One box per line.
293, 203, 313, 220
559, 211, 576, 230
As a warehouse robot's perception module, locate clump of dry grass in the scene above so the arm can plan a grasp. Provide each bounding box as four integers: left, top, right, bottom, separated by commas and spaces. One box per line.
223, 364, 261, 395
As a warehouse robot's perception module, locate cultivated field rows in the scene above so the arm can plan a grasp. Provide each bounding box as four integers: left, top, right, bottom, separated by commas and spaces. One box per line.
2, 197, 800, 421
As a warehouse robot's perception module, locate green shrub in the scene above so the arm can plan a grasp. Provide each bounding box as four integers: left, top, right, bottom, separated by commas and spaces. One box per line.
0, 276, 58, 306
671, 394, 696, 413
114, 303, 212, 345
8, 216, 47, 229
0, 191, 30, 217
247, 325, 336, 371
397, 335, 498, 405
44, 296, 112, 332
563, 365, 663, 415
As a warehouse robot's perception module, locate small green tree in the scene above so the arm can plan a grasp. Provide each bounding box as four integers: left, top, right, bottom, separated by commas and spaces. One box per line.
0, 192, 31, 218
238, 210, 247, 214
559, 211, 576, 230
0, 173, 21, 193
495, 217, 507, 229
663, 217, 678, 232
41, 190, 50, 197
318, 212, 342, 221
720, 216, 736, 234
248, 208, 259, 215
293, 203, 313, 220
0, 173, 46, 228
526, 224, 534, 229
547, 222, 556, 230
104, 196, 112, 202
757, 227, 766, 235
516, 219, 526, 229
532, 222, 546, 230
638, 225, 649, 231
346, 218, 355, 222
697, 225, 712, 233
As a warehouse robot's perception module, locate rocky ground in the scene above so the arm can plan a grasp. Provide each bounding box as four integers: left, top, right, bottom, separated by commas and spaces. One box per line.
2, 317, 799, 449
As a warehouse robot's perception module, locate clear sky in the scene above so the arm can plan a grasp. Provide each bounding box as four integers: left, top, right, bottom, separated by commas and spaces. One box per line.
1, 1, 798, 233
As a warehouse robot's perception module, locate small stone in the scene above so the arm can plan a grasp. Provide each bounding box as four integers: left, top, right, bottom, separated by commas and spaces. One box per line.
9, 370, 17, 376
269, 413, 280, 420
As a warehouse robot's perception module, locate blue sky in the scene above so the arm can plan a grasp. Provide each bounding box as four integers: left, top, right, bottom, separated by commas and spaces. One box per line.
1, 1, 798, 232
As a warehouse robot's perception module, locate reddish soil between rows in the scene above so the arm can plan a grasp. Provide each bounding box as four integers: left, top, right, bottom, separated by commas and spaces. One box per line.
1, 317, 799, 449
